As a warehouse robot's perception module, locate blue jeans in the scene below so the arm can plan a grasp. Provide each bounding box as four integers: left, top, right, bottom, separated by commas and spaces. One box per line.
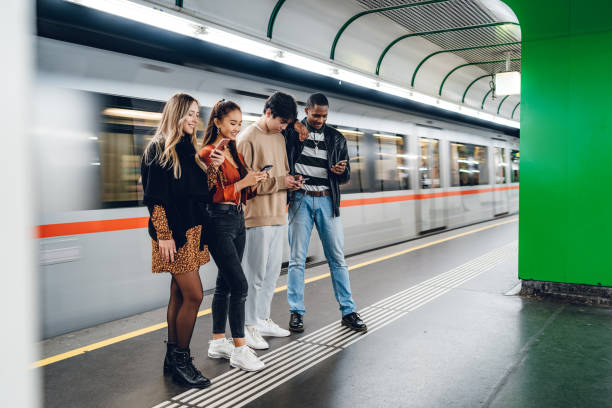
287, 192, 356, 316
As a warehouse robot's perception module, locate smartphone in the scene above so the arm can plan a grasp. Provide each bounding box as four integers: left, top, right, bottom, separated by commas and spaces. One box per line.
335, 159, 348, 166
215, 138, 229, 150
261, 164, 274, 172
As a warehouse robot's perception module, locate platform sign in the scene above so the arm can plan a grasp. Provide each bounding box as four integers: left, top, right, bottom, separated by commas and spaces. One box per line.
495, 72, 521, 96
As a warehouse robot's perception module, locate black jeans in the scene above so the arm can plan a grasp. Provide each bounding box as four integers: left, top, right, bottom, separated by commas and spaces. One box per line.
205, 204, 247, 339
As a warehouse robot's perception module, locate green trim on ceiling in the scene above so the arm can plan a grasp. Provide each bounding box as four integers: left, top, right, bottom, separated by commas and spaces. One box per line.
376, 22, 519, 75
266, 0, 286, 39
511, 102, 521, 119
462, 74, 492, 103
330, 0, 453, 60
481, 89, 493, 109
411, 41, 520, 87
439, 58, 520, 96
497, 95, 511, 114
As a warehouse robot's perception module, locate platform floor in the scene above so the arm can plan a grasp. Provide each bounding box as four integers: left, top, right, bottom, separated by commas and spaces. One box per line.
39, 216, 612, 407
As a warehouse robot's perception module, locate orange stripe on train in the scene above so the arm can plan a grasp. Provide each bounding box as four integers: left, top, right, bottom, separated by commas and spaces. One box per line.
37, 186, 518, 238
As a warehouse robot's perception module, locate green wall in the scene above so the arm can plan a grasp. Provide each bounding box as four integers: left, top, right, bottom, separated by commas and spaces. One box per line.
503, 0, 612, 286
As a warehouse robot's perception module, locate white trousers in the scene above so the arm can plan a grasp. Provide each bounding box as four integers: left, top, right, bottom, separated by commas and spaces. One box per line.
242, 225, 285, 326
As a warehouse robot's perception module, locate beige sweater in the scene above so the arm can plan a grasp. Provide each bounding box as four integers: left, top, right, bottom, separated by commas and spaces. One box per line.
237, 124, 289, 228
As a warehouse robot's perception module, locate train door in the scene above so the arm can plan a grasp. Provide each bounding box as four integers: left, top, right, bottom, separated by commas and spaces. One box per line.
416, 127, 446, 233
493, 146, 509, 215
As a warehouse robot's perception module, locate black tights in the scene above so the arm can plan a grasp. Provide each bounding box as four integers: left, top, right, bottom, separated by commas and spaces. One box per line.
167, 271, 203, 349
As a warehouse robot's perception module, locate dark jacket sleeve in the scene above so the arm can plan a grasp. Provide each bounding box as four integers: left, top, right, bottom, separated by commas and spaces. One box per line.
141, 149, 172, 242
282, 125, 303, 175
328, 128, 350, 185
141, 146, 170, 208
336, 135, 351, 185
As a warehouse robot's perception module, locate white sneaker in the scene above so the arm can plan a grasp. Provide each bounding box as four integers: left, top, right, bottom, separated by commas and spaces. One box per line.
244, 326, 269, 350
208, 337, 234, 359
230, 345, 265, 372
257, 318, 291, 337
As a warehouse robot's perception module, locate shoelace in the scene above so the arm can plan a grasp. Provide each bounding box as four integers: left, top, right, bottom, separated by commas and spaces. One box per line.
249, 327, 265, 342
265, 318, 280, 329
245, 347, 258, 359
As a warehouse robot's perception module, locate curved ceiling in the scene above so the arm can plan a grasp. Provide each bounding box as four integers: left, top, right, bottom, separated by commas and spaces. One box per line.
146, 0, 521, 120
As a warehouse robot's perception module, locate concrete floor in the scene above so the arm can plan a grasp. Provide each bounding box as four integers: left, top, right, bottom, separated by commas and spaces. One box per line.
40, 217, 612, 408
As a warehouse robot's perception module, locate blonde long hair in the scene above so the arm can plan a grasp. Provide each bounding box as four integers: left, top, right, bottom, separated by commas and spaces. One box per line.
144, 93, 206, 178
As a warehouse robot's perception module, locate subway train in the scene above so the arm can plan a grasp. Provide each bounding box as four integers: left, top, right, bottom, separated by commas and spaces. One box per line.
35, 38, 519, 338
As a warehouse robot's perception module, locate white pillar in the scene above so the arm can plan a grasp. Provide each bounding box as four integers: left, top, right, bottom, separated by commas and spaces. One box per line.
0, 1, 39, 406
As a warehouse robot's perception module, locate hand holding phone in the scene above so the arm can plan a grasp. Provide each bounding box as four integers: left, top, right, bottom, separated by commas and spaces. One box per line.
261, 164, 274, 172
215, 138, 230, 151
331, 159, 348, 175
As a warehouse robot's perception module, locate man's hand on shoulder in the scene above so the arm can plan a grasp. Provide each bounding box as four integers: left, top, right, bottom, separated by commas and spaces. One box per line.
293, 121, 308, 142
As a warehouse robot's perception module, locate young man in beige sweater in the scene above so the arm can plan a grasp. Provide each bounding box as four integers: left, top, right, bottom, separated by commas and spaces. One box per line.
237, 92, 304, 349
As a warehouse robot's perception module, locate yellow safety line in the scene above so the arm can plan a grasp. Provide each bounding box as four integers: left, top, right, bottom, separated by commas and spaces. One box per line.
33, 217, 517, 368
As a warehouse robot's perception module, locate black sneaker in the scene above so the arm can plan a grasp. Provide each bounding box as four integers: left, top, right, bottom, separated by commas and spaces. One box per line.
289, 312, 304, 333
341, 312, 367, 332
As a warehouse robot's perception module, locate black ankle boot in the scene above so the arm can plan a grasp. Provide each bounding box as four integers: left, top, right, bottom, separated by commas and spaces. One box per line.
171, 348, 211, 388
163, 342, 177, 376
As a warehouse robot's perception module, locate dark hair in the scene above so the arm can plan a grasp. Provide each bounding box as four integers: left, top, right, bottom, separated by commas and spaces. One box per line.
202, 99, 248, 178
263, 92, 297, 121
306, 93, 329, 108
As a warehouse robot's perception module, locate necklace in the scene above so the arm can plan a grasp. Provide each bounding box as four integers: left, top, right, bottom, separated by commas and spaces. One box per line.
311, 132, 323, 155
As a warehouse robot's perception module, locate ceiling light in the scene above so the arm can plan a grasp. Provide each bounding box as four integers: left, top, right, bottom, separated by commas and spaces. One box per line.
65, 0, 520, 129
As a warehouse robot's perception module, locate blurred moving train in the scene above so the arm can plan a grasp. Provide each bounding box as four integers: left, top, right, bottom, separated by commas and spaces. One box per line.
35, 38, 519, 338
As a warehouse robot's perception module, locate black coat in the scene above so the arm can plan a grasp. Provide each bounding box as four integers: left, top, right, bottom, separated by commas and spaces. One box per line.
140, 135, 211, 249
283, 118, 350, 217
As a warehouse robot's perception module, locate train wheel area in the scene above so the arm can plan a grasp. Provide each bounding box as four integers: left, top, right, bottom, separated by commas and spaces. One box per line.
39, 217, 612, 408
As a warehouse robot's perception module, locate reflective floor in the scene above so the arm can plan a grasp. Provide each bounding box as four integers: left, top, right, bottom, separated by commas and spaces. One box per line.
40, 216, 612, 408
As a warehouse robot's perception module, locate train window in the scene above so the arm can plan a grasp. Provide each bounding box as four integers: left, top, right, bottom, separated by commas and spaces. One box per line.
450, 142, 489, 186
419, 138, 440, 189
511, 150, 520, 182
494, 147, 507, 184
374, 133, 410, 191
98, 95, 204, 208
240, 113, 260, 130
335, 127, 365, 194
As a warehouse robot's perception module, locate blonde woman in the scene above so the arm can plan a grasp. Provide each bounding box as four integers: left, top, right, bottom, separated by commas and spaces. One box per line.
141, 93, 223, 388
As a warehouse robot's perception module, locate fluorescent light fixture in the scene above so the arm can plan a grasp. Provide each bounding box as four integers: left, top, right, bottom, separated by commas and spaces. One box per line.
66, 0, 520, 129
495, 72, 521, 96
337, 129, 364, 135
103, 107, 162, 121
241, 114, 261, 122
373, 133, 403, 139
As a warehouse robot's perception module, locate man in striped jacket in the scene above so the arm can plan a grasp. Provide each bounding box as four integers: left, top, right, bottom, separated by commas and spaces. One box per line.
283, 93, 367, 334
